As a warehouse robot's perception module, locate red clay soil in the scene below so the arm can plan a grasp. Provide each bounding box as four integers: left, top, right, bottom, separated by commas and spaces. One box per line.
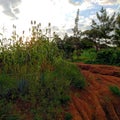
69, 63, 120, 120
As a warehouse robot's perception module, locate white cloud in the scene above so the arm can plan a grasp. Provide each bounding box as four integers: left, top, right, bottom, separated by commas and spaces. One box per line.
0, 0, 21, 19
90, 0, 118, 5
80, 1, 94, 10
106, 8, 116, 15
0, 0, 119, 38
80, 17, 92, 31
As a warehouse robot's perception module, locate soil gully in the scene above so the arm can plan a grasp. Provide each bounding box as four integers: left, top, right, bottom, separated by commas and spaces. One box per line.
69, 63, 120, 120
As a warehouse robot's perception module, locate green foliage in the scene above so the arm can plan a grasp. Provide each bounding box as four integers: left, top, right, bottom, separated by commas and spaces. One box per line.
109, 85, 120, 96
0, 33, 87, 119
30, 69, 70, 119
53, 59, 86, 89
0, 99, 20, 120
72, 9, 80, 37
17, 79, 29, 96
113, 13, 120, 47
80, 38, 94, 49
0, 74, 17, 98
95, 48, 120, 66
65, 112, 73, 120
77, 48, 120, 66
63, 36, 80, 59
0, 20, 87, 119
79, 49, 97, 63
60, 95, 70, 105
91, 7, 116, 43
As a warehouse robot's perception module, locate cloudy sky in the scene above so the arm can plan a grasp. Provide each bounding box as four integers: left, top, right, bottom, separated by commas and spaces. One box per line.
0, 0, 120, 38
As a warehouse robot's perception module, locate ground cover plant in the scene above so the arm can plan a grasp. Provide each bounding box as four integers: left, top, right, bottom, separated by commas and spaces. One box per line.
109, 85, 120, 96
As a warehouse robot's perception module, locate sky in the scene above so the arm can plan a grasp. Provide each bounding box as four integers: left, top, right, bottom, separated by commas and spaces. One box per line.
0, 0, 120, 38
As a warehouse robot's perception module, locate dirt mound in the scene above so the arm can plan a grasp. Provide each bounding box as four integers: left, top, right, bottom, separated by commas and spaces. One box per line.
69, 63, 120, 120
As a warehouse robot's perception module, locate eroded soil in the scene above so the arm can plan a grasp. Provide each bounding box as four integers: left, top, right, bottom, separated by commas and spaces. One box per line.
69, 63, 120, 120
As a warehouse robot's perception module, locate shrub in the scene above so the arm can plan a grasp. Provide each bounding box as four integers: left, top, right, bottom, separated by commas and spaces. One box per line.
96, 49, 114, 64
17, 79, 29, 96
0, 74, 17, 99
79, 49, 97, 63
53, 59, 86, 89
109, 85, 120, 96
60, 95, 70, 105
65, 112, 73, 120
95, 48, 120, 66
0, 99, 20, 120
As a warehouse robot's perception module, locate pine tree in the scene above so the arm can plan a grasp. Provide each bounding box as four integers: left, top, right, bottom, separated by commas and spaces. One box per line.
113, 13, 120, 46
91, 7, 116, 45
72, 9, 80, 37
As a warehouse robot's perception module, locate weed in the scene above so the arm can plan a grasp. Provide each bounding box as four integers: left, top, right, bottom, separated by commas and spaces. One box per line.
65, 112, 73, 120
109, 85, 120, 96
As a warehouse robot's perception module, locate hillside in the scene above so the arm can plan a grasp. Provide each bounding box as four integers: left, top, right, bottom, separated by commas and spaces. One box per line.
69, 63, 120, 120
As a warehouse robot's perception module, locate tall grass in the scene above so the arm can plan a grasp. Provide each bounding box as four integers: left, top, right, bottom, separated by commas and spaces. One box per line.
0, 24, 86, 119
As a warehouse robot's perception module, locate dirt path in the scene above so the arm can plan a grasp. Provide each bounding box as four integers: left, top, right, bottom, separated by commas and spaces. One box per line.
69, 63, 120, 120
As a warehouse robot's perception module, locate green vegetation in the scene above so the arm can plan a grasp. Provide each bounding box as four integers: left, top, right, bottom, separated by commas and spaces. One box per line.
109, 85, 120, 96
0, 21, 86, 119
95, 48, 120, 66
54, 7, 120, 66
78, 49, 97, 63
0, 99, 21, 120
64, 112, 73, 120
0, 6, 120, 119
74, 48, 120, 66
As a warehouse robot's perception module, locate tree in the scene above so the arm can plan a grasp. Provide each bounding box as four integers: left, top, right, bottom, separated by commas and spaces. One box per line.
52, 32, 63, 49
91, 7, 116, 45
82, 29, 102, 51
113, 13, 120, 47
63, 36, 81, 58
72, 9, 81, 38
80, 37, 94, 49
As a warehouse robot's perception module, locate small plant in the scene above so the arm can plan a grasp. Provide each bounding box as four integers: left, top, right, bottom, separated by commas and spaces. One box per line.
0, 74, 17, 99
4, 115, 20, 120
17, 79, 29, 96
54, 59, 86, 89
109, 85, 120, 96
60, 95, 70, 105
79, 49, 97, 63
0, 99, 20, 120
65, 112, 73, 120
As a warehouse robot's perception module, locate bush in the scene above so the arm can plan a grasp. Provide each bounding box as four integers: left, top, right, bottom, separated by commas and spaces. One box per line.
53, 59, 86, 89
65, 112, 73, 120
95, 48, 120, 66
96, 49, 114, 64
109, 85, 120, 96
79, 49, 97, 63
0, 74, 17, 99
60, 95, 70, 105
0, 99, 20, 120
17, 79, 29, 96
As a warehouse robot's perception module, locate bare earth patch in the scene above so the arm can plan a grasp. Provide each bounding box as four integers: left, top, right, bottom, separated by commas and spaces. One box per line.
69, 63, 120, 120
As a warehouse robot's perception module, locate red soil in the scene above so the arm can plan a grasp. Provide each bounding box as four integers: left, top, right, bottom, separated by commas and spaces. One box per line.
69, 63, 120, 120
